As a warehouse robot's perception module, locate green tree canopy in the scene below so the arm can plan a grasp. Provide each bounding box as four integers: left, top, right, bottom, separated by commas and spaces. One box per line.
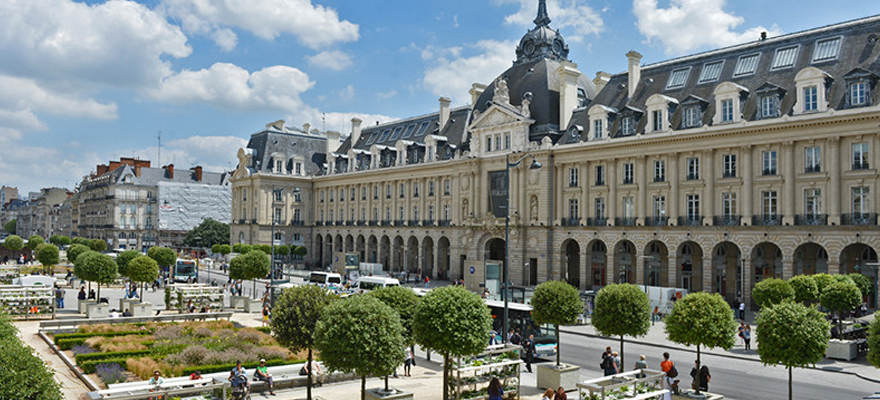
218, 244, 232, 256
147, 246, 177, 267
593, 283, 650, 369
239, 244, 253, 255
275, 245, 290, 256
812, 273, 835, 294
73, 250, 98, 283
232, 243, 242, 253
88, 238, 107, 252
665, 292, 737, 395
820, 281, 862, 332
48, 235, 70, 246
36, 243, 59, 272
368, 285, 420, 345
115, 250, 141, 277
66, 244, 90, 265
848, 273, 873, 298
127, 256, 159, 300
183, 218, 230, 248
315, 295, 405, 399
753, 278, 796, 309
3, 219, 15, 234
229, 250, 270, 298
789, 275, 819, 303
293, 246, 308, 257
413, 286, 492, 400
3, 235, 23, 251
70, 237, 89, 246
211, 244, 221, 254
756, 302, 830, 400
77, 251, 118, 299
0, 313, 63, 400
27, 235, 44, 250
531, 280, 583, 366
271, 285, 337, 400
867, 313, 880, 368
257, 244, 271, 254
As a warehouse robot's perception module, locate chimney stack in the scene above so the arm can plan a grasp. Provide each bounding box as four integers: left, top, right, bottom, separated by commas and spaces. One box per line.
626, 50, 643, 98
593, 71, 612, 93
438, 97, 451, 132
350, 117, 363, 145
469, 84, 487, 107
303, 123, 311, 134
325, 131, 341, 155
191, 166, 203, 182
96, 164, 109, 176
164, 164, 174, 179
558, 61, 581, 130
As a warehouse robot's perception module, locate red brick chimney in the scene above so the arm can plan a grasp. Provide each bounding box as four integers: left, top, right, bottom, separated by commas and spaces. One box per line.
164, 164, 174, 179
96, 164, 109, 176
191, 166, 203, 182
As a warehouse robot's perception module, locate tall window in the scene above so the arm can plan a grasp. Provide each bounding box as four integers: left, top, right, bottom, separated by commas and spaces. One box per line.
243, 189, 248, 202
803, 85, 818, 111
398, 207, 404, 221
623, 163, 634, 184
762, 191, 778, 218
273, 208, 282, 224
428, 205, 434, 221
350, 188, 355, 201
385, 207, 391, 221
569, 168, 579, 187
399, 183, 405, 198
595, 165, 606, 186
686, 194, 700, 219
374, 185, 379, 199
429, 181, 435, 196
386, 184, 391, 199
760, 95, 779, 118
273, 189, 282, 201
594, 197, 606, 220
504, 133, 511, 150
805, 147, 821, 173
805, 189, 822, 216
849, 81, 868, 106
722, 192, 737, 217
568, 199, 579, 219
762, 151, 777, 175
687, 157, 700, 180
652, 109, 663, 132
654, 160, 665, 182
683, 106, 701, 128
853, 187, 870, 215
413, 206, 419, 221
620, 117, 635, 136
486, 136, 492, 152
723, 154, 736, 178
362, 187, 367, 200
330, 190, 334, 202
853, 143, 870, 170
444, 179, 451, 195
622, 196, 635, 219
721, 99, 734, 122
293, 209, 301, 222
653, 195, 666, 218
593, 119, 604, 139
444, 204, 450, 221
413, 183, 420, 197
295, 162, 302, 175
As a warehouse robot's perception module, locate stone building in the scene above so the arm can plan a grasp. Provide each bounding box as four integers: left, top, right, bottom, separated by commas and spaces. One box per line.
14, 188, 72, 239
231, 3, 880, 309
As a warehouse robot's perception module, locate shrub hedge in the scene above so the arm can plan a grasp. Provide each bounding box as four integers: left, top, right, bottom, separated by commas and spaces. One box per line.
53, 330, 149, 345
81, 357, 141, 374
58, 337, 88, 350
76, 349, 153, 365
0, 313, 62, 399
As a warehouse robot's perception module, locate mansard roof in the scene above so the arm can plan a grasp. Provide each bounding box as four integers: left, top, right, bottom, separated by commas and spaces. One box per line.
244, 126, 327, 176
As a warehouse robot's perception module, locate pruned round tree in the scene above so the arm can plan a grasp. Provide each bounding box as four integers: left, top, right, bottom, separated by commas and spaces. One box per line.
820, 281, 861, 333
757, 301, 830, 400
229, 250, 270, 298
531, 280, 583, 366
147, 246, 176, 269
239, 244, 253, 255
211, 244, 221, 254
76, 251, 118, 299
70, 237, 89, 246
27, 235, 44, 251
218, 244, 232, 260
88, 238, 107, 252
3, 235, 23, 252
593, 283, 650, 370
867, 313, 880, 368
789, 275, 819, 304
67, 244, 90, 265
74, 250, 98, 291
413, 285, 492, 400
368, 285, 421, 390
848, 273, 872, 299
49, 235, 70, 247
812, 273, 835, 294
127, 256, 159, 301
115, 250, 141, 277
3, 219, 15, 235
293, 246, 308, 257
665, 292, 737, 395
753, 278, 795, 309
271, 284, 337, 400
315, 295, 406, 399
36, 243, 59, 274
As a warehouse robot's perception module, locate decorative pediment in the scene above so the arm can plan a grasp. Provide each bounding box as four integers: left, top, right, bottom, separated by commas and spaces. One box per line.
469, 102, 535, 131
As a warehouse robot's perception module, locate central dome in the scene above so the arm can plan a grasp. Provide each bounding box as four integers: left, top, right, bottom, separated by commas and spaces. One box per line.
514, 0, 569, 65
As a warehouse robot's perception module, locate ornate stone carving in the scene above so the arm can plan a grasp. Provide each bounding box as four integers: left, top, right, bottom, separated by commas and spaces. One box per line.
493, 76, 510, 105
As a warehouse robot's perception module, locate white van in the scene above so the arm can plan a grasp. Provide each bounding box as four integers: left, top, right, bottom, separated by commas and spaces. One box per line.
308, 272, 343, 288
352, 276, 400, 293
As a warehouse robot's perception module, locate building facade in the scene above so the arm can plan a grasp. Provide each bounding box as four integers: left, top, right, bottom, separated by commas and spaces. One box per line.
231, 4, 880, 309
76, 158, 230, 251
13, 188, 72, 239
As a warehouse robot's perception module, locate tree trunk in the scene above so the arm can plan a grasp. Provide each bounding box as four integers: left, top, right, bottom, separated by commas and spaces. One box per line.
556, 324, 561, 366
140, 282, 144, 303
252, 279, 257, 299
788, 366, 792, 400
307, 347, 313, 400
442, 353, 449, 400
362, 375, 366, 400
97, 282, 101, 301
619, 335, 625, 374
385, 374, 389, 392
695, 344, 701, 395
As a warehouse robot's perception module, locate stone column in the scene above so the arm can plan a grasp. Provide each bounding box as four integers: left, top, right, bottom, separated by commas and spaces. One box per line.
704, 149, 715, 225
669, 154, 680, 224
702, 257, 713, 294
556, 162, 565, 225
637, 156, 647, 225
608, 161, 617, 225
782, 141, 795, 225
741, 255, 753, 310
828, 137, 841, 225
604, 252, 614, 288
782, 256, 794, 280
581, 162, 589, 225
742, 146, 754, 224
828, 259, 840, 275
668, 250, 678, 288
636, 250, 646, 286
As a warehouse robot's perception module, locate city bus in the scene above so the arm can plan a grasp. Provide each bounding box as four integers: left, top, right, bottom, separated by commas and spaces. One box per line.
173, 259, 198, 283
484, 299, 557, 358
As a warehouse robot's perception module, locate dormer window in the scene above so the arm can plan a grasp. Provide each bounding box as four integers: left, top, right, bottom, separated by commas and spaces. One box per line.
770, 45, 799, 70
812, 37, 841, 64
666, 67, 690, 90
844, 68, 878, 108
755, 83, 785, 120
680, 95, 708, 129
721, 99, 734, 122
803, 86, 818, 112
621, 117, 635, 136
794, 67, 832, 114
593, 119, 604, 139
849, 81, 867, 106
588, 105, 616, 140
712, 82, 749, 125
645, 94, 678, 133
733, 53, 760, 78
698, 61, 724, 84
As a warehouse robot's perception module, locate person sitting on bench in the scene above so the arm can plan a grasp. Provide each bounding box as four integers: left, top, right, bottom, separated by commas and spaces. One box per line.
255, 359, 276, 395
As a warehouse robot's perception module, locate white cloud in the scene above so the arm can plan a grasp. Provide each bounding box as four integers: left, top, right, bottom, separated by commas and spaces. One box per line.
376, 91, 397, 101
338, 85, 355, 101
422, 40, 514, 105
148, 63, 316, 114
212, 28, 239, 52
0, 144, 102, 194
632, 0, 782, 56
306, 50, 353, 71
302, 112, 396, 135
161, 0, 359, 50
497, 0, 604, 42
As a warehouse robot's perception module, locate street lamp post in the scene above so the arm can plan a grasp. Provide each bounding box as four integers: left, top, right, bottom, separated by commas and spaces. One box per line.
866, 262, 880, 310
503, 153, 542, 343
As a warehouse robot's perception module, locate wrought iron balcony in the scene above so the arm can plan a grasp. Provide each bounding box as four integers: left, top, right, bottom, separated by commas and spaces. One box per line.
678, 216, 702, 226
394, 220, 405, 226
586, 217, 607, 227
368, 221, 378, 226
595, 179, 605, 186
722, 171, 736, 178
561, 218, 581, 226
355, 221, 365, 226
381, 220, 392, 227
345, 221, 354, 226
841, 213, 877, 225
795, 214, 827, 226
762, 168, 776, 176
290, 220, 304, 226
422, 220, 435, 227
853, 162, 870, 171
653, 176, 665, 183
408, 220, 420, 226
615, 217, 637, 226
804, 165, 821, 173
752, 215, 782, 226
686, 173, 699, 181
622, 178, 634, 185
713, 215, 741, 226
644, 217, 669, 226
437, 220, 451, 227
315, 221, 324, 226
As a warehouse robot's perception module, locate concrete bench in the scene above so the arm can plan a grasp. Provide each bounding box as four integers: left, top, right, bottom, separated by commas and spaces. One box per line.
40, 312, 233, 333
89, 377, 227, 400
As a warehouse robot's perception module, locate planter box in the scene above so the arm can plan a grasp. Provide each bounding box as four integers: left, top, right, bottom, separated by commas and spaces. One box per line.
230, 296, 249, 309
86, 303, 109, 319
827, 339, 858, 361
537, 363, 580, 392
365, 388, 414, 400
244, 299, 263, 313
119, 298, 138, 312
130, 302, 153, 317
78, 299, 96, 314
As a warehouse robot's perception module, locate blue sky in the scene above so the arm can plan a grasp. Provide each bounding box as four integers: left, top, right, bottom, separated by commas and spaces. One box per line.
2, 0, 879, 195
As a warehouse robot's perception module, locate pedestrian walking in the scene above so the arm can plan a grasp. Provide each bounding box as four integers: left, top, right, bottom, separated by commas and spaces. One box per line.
738, 300, 745, 320
403, 347, 413, 376
634, 354, 648, 378
523, 334, 535, 373
601, 346, 615, 376
690, 360, 710, 392
743, 324, 752, 350
612, 351, 621, 375
738, 322, 745, 346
